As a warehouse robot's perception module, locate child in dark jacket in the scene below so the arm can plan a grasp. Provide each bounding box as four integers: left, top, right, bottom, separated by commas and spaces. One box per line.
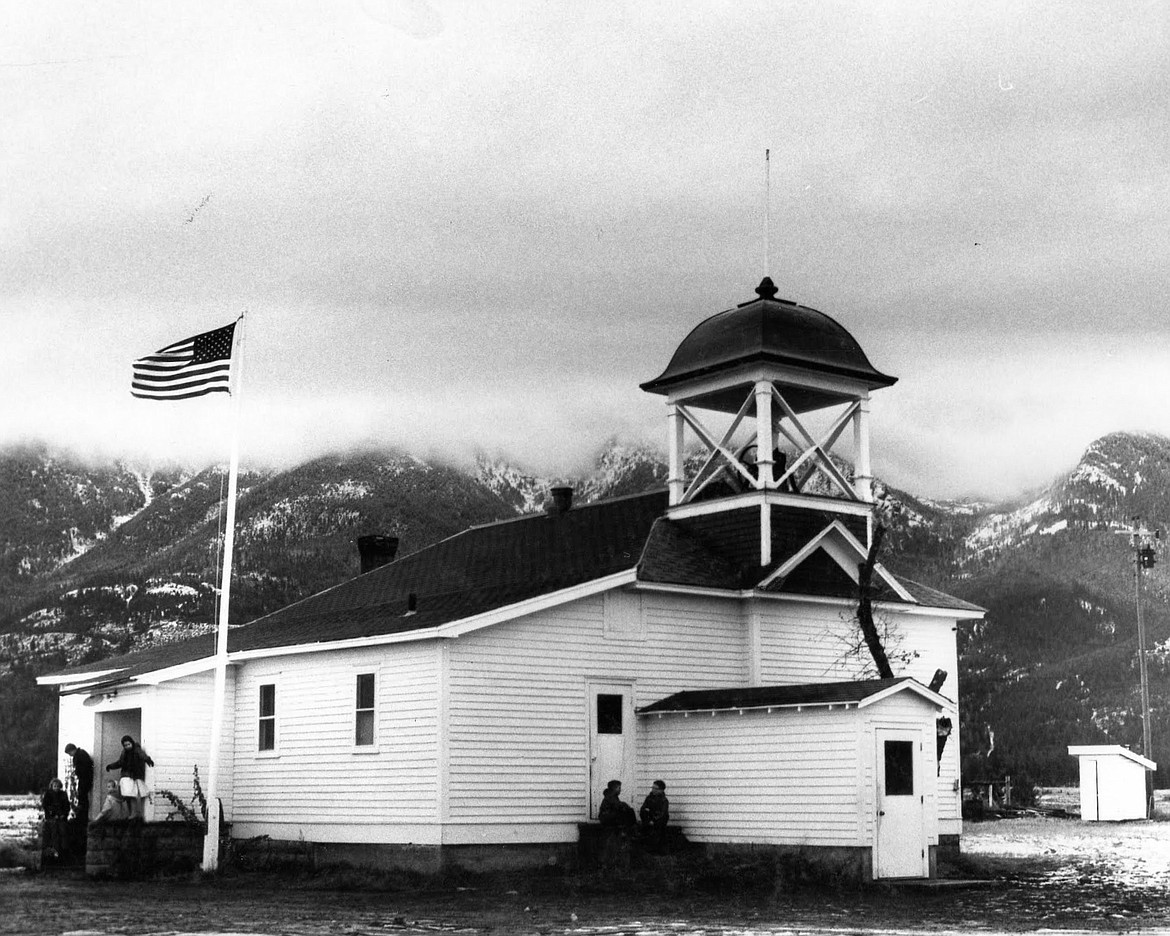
639, 780, 670, 852
598, 779, 637, 828
41, 779, 70, 858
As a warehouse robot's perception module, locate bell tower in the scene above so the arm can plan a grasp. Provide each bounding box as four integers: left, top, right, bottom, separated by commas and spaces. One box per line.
641, 277, 897, 561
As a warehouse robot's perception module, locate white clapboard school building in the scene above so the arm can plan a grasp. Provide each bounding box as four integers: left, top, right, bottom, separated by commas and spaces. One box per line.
41, 278, 983, 880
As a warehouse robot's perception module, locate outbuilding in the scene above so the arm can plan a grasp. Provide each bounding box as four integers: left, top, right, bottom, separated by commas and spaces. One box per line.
1067, 745, 1156, 821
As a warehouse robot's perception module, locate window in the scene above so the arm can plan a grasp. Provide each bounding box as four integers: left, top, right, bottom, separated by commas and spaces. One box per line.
355, 673, 376, 746
884, 740, 914, 796
603, 591, 646, 640
597, 694, 623, 734
258, 683, 276, 751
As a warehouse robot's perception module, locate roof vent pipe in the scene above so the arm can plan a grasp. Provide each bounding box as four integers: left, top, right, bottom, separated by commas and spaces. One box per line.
357, 535, 399, 574
550, 486, 573, 515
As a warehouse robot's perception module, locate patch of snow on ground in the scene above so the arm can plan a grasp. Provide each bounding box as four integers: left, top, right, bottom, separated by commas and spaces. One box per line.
965, 816, 1170, 889
917, 497, 996, 516
1069, 462, 1127, 494
0, 796, 38, 841
23, 608, 65, 630
145, 581, 200, 598
1040, 518, 1068, 535
321, 480, 371, 499
964, 494, 1054, 553
133, 620, 216, 649
61, 525, 95, 564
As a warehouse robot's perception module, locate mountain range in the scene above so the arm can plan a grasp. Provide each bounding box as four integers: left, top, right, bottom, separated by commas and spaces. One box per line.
1, 432, 1167, 794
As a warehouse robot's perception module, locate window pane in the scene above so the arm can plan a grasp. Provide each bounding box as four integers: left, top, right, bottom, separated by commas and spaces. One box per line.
259, 684, 275, 717
355, 710, 375, 746
259, 719, 275, 751
885, 740, 914, 796
597, 694, 623, 734
356, 673, 375, 709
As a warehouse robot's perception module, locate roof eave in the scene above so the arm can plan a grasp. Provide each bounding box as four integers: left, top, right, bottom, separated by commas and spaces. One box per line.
641, 351, 897, 396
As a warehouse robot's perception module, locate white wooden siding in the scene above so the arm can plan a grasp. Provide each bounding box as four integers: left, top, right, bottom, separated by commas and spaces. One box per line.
756, 601, 961, 835
147, 671, 236, 816
445, 591, 749, 826
56, 694, 92, 781
887, 610, 962, 835
230, 642, 441, 840
639, 706, 864, 846
757, 602, 872, 685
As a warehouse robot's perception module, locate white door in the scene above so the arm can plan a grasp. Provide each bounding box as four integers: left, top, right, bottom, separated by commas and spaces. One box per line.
1080, 758, 1099, 820
587, 683, 634, 819
875, 728, 928, 879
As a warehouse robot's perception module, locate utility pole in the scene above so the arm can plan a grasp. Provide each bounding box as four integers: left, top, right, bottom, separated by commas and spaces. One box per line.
1121, 517, 1159, 817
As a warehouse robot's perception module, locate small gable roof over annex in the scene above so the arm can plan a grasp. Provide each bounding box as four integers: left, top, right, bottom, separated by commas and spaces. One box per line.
637, 676, 946, 715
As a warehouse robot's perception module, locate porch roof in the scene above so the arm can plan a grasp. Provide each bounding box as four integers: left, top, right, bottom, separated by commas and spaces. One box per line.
637, 676, 945, 715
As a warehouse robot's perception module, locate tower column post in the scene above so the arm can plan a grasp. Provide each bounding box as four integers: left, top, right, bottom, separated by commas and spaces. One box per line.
852, 396, 873, 502
853, 396, 874, 546
754, 381, 775, 490
667, 403, 685, 505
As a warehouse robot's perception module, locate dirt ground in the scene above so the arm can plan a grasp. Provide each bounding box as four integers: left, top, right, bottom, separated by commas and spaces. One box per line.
4, 817, 1170, 934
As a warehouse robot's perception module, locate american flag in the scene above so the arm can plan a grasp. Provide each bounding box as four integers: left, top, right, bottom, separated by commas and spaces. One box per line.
132, 321, 237, 401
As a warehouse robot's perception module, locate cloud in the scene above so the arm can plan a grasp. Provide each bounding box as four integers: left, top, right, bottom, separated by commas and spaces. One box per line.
3, 1, 1168, 502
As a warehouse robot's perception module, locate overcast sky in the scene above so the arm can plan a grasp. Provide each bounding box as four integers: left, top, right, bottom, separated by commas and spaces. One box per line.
3, 1, 1167, 500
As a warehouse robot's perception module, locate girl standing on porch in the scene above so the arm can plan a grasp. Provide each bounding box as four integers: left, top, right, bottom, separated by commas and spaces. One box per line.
106, 735, 154, 820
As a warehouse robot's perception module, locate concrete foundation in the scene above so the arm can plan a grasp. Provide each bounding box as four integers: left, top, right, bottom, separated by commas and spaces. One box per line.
86, 820, 206, 878
242, 838, 578, 875
704, 842, 875, 885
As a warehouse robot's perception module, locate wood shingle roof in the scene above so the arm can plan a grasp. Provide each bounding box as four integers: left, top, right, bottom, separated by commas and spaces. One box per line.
45, 488, 981, 682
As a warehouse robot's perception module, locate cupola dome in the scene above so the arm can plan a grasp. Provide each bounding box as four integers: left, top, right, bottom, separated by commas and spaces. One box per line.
641, 278, 896, 415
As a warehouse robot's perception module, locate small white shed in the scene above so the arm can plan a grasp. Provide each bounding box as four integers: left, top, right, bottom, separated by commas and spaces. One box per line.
1067, 745, 1156, 821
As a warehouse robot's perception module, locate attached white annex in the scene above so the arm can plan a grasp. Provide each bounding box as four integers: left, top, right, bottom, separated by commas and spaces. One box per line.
41, 278, 984, 880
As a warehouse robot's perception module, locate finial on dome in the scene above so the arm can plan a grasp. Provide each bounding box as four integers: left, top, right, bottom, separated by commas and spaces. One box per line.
755, 277, 778, 300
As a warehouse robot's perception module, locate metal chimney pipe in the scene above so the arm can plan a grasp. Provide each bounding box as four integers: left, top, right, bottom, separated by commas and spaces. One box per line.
550, 486, 573, 515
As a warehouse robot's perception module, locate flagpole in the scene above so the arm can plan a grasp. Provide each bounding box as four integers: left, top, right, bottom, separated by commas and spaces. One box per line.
202, 312, 245, 872
764, 147, 771, 277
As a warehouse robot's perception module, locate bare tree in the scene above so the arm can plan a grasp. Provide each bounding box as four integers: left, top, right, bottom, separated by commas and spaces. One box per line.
857, 523, 895, 679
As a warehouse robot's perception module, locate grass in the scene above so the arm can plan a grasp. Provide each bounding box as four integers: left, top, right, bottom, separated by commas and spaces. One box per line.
0, 839, 36, 869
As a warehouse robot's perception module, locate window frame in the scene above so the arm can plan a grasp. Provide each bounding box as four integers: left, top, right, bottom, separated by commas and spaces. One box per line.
883, 739, 915, 796
353, 670, 378, 752
256, 681, 279, 756
602, 589, 646, 641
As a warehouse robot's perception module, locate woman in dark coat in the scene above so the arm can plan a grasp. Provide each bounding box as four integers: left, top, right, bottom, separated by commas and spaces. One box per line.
106, 735, 154, 820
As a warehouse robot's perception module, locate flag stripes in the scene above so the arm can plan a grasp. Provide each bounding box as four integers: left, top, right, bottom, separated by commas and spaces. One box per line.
132, 321, 237, 400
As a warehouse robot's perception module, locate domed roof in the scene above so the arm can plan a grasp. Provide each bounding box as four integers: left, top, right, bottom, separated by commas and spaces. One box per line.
640, 278, 896, 414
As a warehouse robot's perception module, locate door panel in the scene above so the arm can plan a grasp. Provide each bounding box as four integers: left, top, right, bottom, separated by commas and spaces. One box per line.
588, 684, 633, 818
875, 728, 927, 879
